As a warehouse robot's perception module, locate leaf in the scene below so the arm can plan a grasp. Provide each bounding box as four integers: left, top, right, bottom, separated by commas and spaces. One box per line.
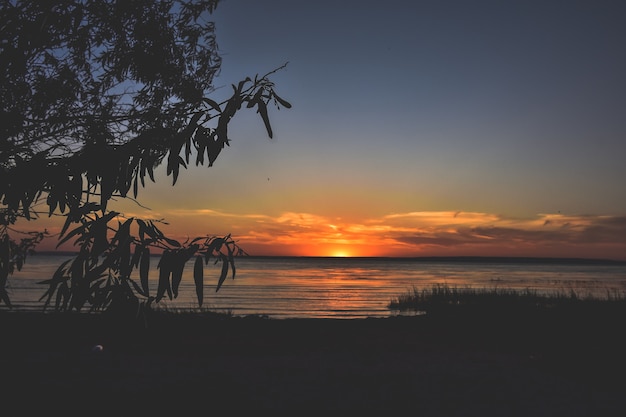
91, 217, 111, 258
56, 222, 87, 248
133, 172, 139, 197
235, 77, 251, 93
46, 193, 58, 216
139, 247, 150, 296
118, 157, 131, 197
184, 135, 192, 164
202, 98, 222, 114
112, 218, 133, 246
189, 111, 203, 127
137, 218, 159, 241
272, 92, 292, 109
58, 214, 76, 241
129, 278, 148, 298
206, 237, 224, 255
227, 247, 236, 280
163, 237, 181, 247
149, 220, 166, 238
70, 173, 82, 208
100, 166, 115, 213
131, 243, 142, 268
0, 288, 12, 308
39, 259, 71, 310
171, 255, 185, 298
193, 255, 204, 306
215, 257, 229, 292
167, 154, 180, 185
57, 282, 69, 312
247, 88, 264, 108
256, 101, 273, 138
156, 252, 172, 302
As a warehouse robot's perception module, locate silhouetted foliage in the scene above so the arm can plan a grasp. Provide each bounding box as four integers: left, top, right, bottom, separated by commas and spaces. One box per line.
0, 0, 290, 315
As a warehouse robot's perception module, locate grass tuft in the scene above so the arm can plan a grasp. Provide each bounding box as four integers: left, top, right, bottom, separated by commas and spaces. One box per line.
388, 283, 626, 316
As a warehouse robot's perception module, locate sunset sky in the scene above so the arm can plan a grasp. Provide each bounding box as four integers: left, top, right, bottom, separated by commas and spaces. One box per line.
35, 0, 626, 260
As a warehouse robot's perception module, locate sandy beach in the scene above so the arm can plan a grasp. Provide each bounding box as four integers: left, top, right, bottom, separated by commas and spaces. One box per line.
2, 309, 625, 416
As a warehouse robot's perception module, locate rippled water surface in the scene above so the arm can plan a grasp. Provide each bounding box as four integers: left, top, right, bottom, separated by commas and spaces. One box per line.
6, 255, 626, 319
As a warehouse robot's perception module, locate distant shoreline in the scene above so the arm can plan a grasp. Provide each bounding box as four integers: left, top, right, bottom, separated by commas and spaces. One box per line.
31, 251, 626, 265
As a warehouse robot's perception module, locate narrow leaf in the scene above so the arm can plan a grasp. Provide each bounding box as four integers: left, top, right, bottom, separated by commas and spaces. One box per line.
189, 111, 202, 127
59, 214, 75, 239
216, 257, 229, 292
139, 247, 150, 296
156, 252, 172, 302
56, 222, 87, 248
129, 278, 148, 298
273, 92, 292, 108
257, 102, 273, 138
236, 77, 251, 93
202, 98, 222, 114
0, 289, 12, 308
171, 259, 184, 298
193, 255, 204, 306
163, 237, 181, 247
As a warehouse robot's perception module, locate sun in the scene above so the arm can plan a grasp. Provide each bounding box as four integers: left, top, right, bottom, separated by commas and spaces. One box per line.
331, 251, 350, 257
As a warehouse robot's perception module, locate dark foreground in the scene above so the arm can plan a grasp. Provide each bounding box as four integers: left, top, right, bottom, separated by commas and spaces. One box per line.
2, 307, 626, 416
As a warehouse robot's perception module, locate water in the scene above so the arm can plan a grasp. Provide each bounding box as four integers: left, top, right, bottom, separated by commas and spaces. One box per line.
5, 255, 626, 319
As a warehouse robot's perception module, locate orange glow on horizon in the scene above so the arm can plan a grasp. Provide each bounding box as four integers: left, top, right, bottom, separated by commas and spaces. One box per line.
14, 209, 626, 262
252, 243, 395, 258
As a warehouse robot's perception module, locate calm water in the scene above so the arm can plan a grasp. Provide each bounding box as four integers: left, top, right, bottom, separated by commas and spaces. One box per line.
5, 255, 626, 319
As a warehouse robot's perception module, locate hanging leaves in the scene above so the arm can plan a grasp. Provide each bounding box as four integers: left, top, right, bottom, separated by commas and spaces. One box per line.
0, 0, 289, 312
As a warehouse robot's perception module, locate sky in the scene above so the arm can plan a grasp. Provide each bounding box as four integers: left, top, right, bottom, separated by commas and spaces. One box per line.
39, 0, 626, 260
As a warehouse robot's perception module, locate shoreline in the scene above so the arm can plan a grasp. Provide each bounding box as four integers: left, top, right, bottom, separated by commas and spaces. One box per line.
2, 310, 626, 415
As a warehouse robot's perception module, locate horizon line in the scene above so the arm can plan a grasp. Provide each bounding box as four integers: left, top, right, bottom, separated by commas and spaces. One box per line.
31, 251, 626, 264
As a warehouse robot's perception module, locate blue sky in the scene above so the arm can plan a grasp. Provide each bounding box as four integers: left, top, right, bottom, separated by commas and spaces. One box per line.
42, 0, 626, 259
209, 0, 625, 213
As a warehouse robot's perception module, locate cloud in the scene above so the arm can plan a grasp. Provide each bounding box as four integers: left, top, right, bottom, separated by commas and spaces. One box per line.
388, 214, 626, 255
381, 211, 500, 226
156, 207, 626, 258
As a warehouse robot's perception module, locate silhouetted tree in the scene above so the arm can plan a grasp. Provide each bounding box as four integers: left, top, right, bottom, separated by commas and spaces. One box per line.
0, 0, 290, 315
